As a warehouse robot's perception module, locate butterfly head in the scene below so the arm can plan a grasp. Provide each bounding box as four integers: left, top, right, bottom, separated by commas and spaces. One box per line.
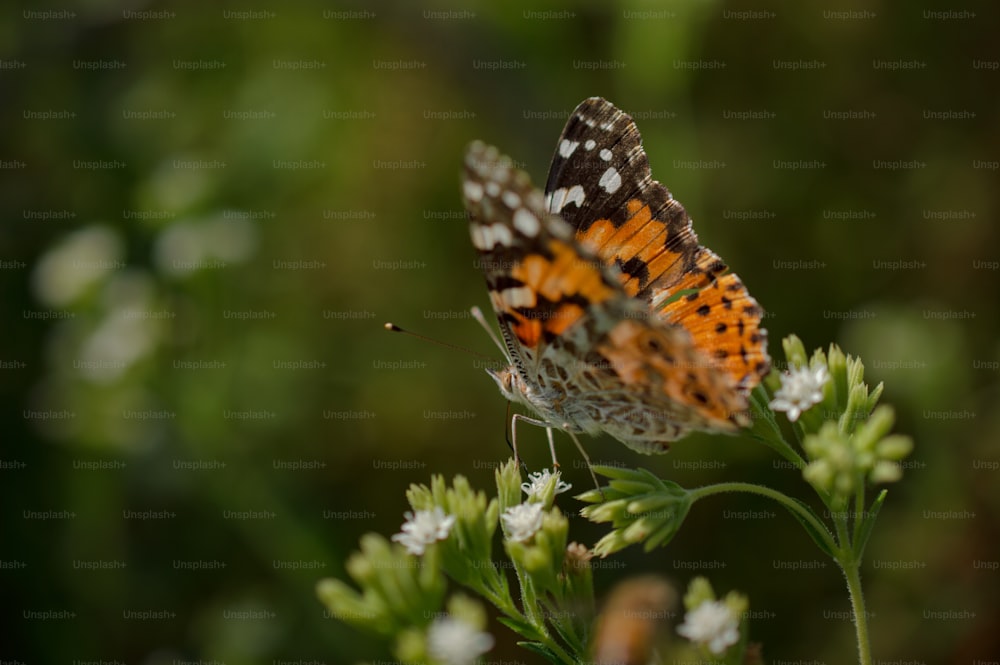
486, 364, 521, 403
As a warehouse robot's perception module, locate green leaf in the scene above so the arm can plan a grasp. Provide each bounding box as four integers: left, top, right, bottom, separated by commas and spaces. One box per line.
748, 384, 804, 466
783, 497, 837, 558
517, 641, 566, 664
853, 489, 887, 560
541, 599, 586, 657
496, 615, 543, 641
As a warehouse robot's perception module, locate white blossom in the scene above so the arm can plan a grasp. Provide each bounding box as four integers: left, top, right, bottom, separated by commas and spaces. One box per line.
391, 507, 455, 556
520, 469, 571, 498
769, 365, 829, 422
427, 617, 494, 665
677, 600, 740, 655
501, 502, 545, 543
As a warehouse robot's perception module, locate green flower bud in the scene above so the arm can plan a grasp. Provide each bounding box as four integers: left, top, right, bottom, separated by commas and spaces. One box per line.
876, 435, 914, 460
870, 461, 903, 484
495, 457, 523, 512
782, 334, 809, 368
446, 593, 489, 630
683, 577, 717, 610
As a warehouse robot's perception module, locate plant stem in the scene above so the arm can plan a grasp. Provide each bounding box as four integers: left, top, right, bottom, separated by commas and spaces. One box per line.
748, 387, 807, 469
688, 482, 837, 554
748, 430, 806, 469
852, 483, 866, 545
839, 551, 873, 665
509, 559, 576, 664
690, 482, 873, 663
832, 499, 873, 665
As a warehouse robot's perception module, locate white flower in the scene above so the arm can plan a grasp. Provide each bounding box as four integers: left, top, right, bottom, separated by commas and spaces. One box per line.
769, 365, 829, 422
427, 617, 494, 665
32, 225, 123, 307
677, 600, 740, 655
501, 502, 545, 543
391, 507, 455, 556
521, 469, 572, 498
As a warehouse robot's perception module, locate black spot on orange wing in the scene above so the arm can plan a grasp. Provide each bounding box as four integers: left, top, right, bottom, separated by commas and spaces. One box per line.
619, 256, 650, 287
596, 319, 748, 431
656, 270, 769, 392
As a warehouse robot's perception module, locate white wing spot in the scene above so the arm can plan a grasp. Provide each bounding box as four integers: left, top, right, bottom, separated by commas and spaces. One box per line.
599, 148, 613, 161
470, 225, 491, 249
599, 167, 621, 194
584, 139, 596, 151
491, 222, 513, 247
547, 187, 566, 212
485, 181, 500, 197
502, 190, 520, 208
565, 184, 586, 208
471, 222, 514, 249
559, 140, 579, 158
463, 180, 483, 202
500, 286, 536, 308
513, 208, 540, 236
548, 185, 586, 212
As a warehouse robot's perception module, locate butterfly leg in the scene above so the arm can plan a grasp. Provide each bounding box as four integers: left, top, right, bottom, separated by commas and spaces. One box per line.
510, 416, 600, 491
510, 413, 560, 470
545, 426, 559, 470
562, 426, 602, 493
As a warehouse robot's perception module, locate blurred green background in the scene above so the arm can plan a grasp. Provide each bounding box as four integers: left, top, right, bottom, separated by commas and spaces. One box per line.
2, 1, 999, 663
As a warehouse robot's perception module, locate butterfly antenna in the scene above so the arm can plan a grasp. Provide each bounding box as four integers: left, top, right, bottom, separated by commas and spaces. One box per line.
470, 306, 510, 362
384, 322, 496, 362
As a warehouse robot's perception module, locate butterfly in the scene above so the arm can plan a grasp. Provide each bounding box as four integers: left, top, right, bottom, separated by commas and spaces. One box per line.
462, 97, 769, 456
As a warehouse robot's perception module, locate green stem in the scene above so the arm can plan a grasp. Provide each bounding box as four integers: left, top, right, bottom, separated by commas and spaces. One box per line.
830, 503, 872, 665
852, 483, 866, 545
790, 418, 806, 448
688, 482, 836, 554
480, 585, 518, 618
517, 564, 541, 625
839, 551, 873, 665
510, 559, 576, 664
747, 386, 807, 469
479, 584, 577, 664
690, 482, 872, 663
748, 430, 806, 469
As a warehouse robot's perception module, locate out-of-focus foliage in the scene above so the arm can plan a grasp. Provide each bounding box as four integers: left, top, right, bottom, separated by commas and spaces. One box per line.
1, 1, 998, 663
